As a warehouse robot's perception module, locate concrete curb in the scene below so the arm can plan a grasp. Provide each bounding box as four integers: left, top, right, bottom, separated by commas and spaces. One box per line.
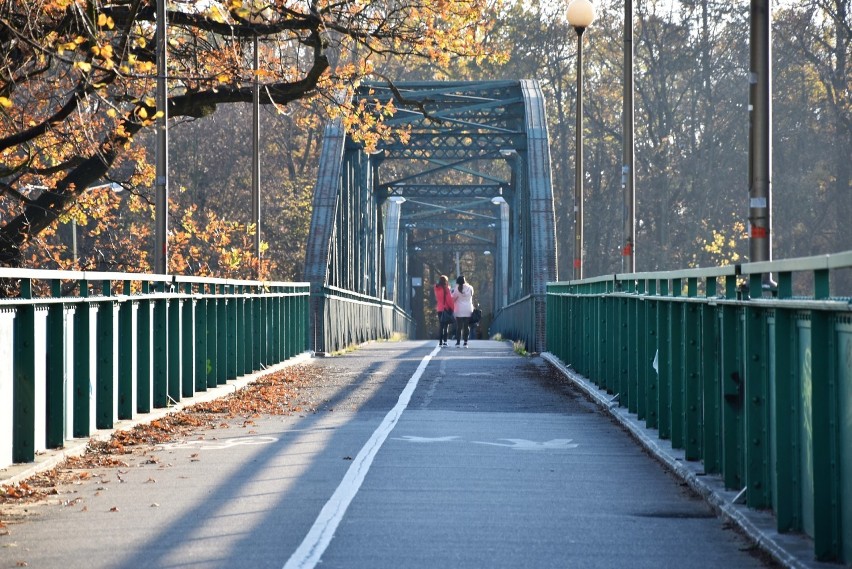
541, 352, 842, 569
1, 353, 314, 487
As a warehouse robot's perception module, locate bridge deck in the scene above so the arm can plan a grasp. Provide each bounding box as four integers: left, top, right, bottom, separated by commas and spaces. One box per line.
0, 341, 818, 568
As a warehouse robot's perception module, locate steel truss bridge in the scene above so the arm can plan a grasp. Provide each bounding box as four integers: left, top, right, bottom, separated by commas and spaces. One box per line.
304, 80, 557, 353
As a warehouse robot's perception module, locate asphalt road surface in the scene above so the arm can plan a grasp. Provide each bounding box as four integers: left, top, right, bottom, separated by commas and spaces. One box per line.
0, 340, 774, 569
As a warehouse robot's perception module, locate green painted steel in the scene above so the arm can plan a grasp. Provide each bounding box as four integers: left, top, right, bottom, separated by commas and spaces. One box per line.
138, 282, 153, 413
546, 250, 852, 563
0, 268, 310, 470
46, 281, 66, 447
73, 280, 95, 438
13, 279, 35, 463
118, 281, 137, 420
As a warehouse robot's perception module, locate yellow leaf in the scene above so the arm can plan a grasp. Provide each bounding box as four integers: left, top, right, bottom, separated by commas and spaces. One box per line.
138, 107, 148, 119
74, 61, 92, 72
0, 97, 11, 108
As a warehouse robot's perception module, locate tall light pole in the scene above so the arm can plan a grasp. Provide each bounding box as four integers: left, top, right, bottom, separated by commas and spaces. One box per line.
622, 0, 636, 273
749, 0, 772, 276
251, 33, 261, 279
567, 0, 595, 280
154, 0, 168, 275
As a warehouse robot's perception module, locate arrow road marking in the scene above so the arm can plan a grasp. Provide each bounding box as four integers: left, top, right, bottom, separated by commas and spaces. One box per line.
471, 438, 580, 451
159, 436, 278, 451
392, 436, 461, 443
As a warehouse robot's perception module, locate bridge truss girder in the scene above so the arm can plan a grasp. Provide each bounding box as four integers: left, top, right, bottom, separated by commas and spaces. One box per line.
305, 80, 557, 352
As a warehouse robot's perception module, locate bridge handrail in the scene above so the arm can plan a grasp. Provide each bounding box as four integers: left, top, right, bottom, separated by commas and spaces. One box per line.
309, 285, 414, 355
1, 268, 311, 471
545, 249, 852, 564
0, 266, 308, 289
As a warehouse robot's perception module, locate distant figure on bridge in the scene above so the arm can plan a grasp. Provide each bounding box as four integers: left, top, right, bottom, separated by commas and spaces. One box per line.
434, 275, 455, 348
452, 275, 475, 348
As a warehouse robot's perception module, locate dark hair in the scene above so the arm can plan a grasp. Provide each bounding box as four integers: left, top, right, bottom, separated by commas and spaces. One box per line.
456, 275, 465, 285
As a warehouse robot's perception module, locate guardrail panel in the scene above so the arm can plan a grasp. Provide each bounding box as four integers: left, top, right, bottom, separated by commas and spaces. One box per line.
545, 250, 852, 564
838, 318, 852, 564
0, 269, 311, 472
1, 310, 16, 466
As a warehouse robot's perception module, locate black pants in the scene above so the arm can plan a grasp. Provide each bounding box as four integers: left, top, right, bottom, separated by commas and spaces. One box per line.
455, 317, 470, 344
438, 316, 453, 343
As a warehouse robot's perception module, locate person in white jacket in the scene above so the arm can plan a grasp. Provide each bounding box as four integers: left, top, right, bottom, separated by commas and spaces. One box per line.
451, 275, 475, 347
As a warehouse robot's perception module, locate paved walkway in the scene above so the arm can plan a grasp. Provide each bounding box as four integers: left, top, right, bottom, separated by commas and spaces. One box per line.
0, 340, 822, 568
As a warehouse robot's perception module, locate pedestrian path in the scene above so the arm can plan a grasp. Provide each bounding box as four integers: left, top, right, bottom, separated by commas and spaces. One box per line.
0, 341, 823, 568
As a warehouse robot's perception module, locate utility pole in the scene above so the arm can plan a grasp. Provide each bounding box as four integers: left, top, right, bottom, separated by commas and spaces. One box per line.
154, 0, 168, 274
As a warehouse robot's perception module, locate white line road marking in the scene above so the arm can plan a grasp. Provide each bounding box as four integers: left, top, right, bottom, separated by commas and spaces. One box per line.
472, 438, 580, 451
392, 436, 461, 443
282, 344, 440, 569
159, 436, 279, 451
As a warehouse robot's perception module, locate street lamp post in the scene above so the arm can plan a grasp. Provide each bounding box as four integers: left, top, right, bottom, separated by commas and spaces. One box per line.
154, 0, 169, 275
567, 0, 595, 280
623, 0, 636, 273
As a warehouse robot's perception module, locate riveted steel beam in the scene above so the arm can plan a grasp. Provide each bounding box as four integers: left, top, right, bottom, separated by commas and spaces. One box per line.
305, 80, 556, 352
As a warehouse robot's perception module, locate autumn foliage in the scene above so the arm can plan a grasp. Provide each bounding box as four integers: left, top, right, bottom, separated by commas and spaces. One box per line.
0, 0, 499, 272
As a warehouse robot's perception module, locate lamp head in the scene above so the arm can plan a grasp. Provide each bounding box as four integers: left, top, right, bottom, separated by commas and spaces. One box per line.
567, 0, 595, 30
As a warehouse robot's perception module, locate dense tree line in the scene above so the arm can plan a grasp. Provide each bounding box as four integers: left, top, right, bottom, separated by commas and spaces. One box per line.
1, 0, 848, 286
480, 0, 849, 281
0, 0, 496, 276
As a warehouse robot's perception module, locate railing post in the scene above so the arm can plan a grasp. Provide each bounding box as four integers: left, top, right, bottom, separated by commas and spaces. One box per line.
721, 273, 743, 489
683, 277, 702, 460
702, 277, 721, 474
167, 281, 183, 405
137, 281, 153, 413
195, 284, 208, 392
225, 284, 235, 384
657, 278, 671, 439
182, 282, 196, 398
234, 285, 246, 377
646, 279, 659, 429
118, 280, 138, 420
772, 270, 798, 531
153, 280, 168, 408
624, 279, 637, 413
46, 279, 66, 447
13, 278, 36, 462
635, 279, 648, 420
96, 279, 120, 429
745, 272, 770, 508
811, 268, 840, 560
74, 278, 97, 436
0, 307, 16, 466
670, 277, 685, 449
254, 288, 264, 368
207, 283, 219, 388
270, 286, 280, 363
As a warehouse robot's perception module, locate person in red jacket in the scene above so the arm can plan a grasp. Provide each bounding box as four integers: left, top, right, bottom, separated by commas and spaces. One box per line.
433, 275, 455, 347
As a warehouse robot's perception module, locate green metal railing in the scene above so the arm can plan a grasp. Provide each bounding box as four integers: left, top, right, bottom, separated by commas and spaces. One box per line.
546, 251, 852, 563
0, 268, 310, 469
310, 285, 415, 355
